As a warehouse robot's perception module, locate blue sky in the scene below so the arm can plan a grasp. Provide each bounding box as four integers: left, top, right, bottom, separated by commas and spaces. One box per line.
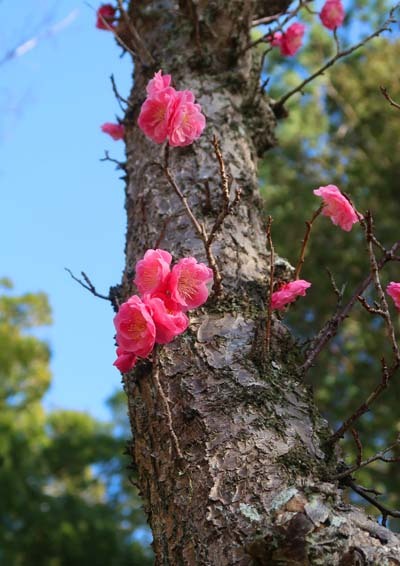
1, 0, 131, 420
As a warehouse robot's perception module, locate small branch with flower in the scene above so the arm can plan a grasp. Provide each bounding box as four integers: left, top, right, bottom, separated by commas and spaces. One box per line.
136, 70, 242, 297
273, 5, 398, 110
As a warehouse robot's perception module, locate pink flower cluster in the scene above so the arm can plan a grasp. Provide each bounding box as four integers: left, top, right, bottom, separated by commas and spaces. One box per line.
271, 23, 306, 56
113, 250, 213, 372
271, 280, 311, 310
138, 71, 206, 147
314, 185, 360, 232
269, 0, 345, 57
320, 0, 345, 30
387, 282, 400, 311
101, 122, 125, 141
96, 4, 117, 30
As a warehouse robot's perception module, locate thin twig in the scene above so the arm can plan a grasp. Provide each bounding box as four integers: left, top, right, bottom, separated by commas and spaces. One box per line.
380, 86, 400, 111
110, 74, 130, 111
251, 13, 283, 27
65, 268, 111, 301
260, 75, 271, 93
266, 216, 275, 354
328, 357, 392, 445
154, 217, 172, 248
301, 238, 400, 373
325, 268, 343, 303
274, 6, 399, 109
185, 0, 201, 53
326, 213, 400, 445
294, 205, 323, 279
152, 347, 184, 460
162, 149, 223, 295
207, 136, 241, 245
357, 294, 382, 316
86, 1, 136, 57
201, 180, 213, 214
333, 28, 340, 52
351, 428, 363, 467
333, 438, 400, 480
115, 0, 155, 65
345, 477, 400, 526
364, 213, 400, 363
100, 150, 126, 170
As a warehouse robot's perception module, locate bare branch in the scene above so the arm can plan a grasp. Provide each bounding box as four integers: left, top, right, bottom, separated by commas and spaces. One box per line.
85, 1, 137, 58
325, 268, 344, 303
115, 0, 155, 65
162, 148, 223, 295
154, 217, 173, 248
333, 437, 400, 480
265, 216, 275, 355
346, 477, 400, 526
294, 205, 323, 280
206, 136, 241, 245
301, 237, 400, 373
326, 213, 400, 445
274, 5, 399, 110
110, 74, 130, 112
100, 150, 126, 170
380, 86, 400, 111
251, 13, 283, 27
351, 428, 363, 467
65, 268, 111, 301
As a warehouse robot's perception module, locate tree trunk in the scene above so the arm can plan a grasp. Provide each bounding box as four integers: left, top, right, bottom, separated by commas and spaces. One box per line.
115, 1, 400, 563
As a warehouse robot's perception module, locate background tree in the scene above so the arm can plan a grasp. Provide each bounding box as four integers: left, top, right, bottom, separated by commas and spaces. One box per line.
0, 279, 152, 565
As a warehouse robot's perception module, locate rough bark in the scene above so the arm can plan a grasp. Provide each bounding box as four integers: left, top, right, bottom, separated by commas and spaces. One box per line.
115, 1, 400, 563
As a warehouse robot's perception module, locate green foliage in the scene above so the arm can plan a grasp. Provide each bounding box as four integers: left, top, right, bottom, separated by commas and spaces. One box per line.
261, 23, 400, 526
0, 281, 152, 565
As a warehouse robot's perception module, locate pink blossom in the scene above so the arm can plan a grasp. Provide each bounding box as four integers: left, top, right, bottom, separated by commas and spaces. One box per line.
137, 87, 177, 144
146, 70, 172, 97
320, 0, 345, 30
134, 249, 172, 297
272, 23, 305, 56
271, 280, 311, 310
313, 185, 360, 231
113, 295, 156, 357
138, 71, 206, 146
144, 293, 189, 344
96, 4, 116, 30
113, 347, 137, 373
387, 282, 400, 310
101, 122, 125, 141
270, 31, 283, 46
168, 257, 213, 311
168, 90, 206, 147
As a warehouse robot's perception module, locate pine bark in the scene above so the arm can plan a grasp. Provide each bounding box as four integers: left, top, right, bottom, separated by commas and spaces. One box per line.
115, 1, 400, 563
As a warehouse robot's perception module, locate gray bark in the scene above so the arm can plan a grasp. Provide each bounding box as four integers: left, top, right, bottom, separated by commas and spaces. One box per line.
114, 1, 400, 563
